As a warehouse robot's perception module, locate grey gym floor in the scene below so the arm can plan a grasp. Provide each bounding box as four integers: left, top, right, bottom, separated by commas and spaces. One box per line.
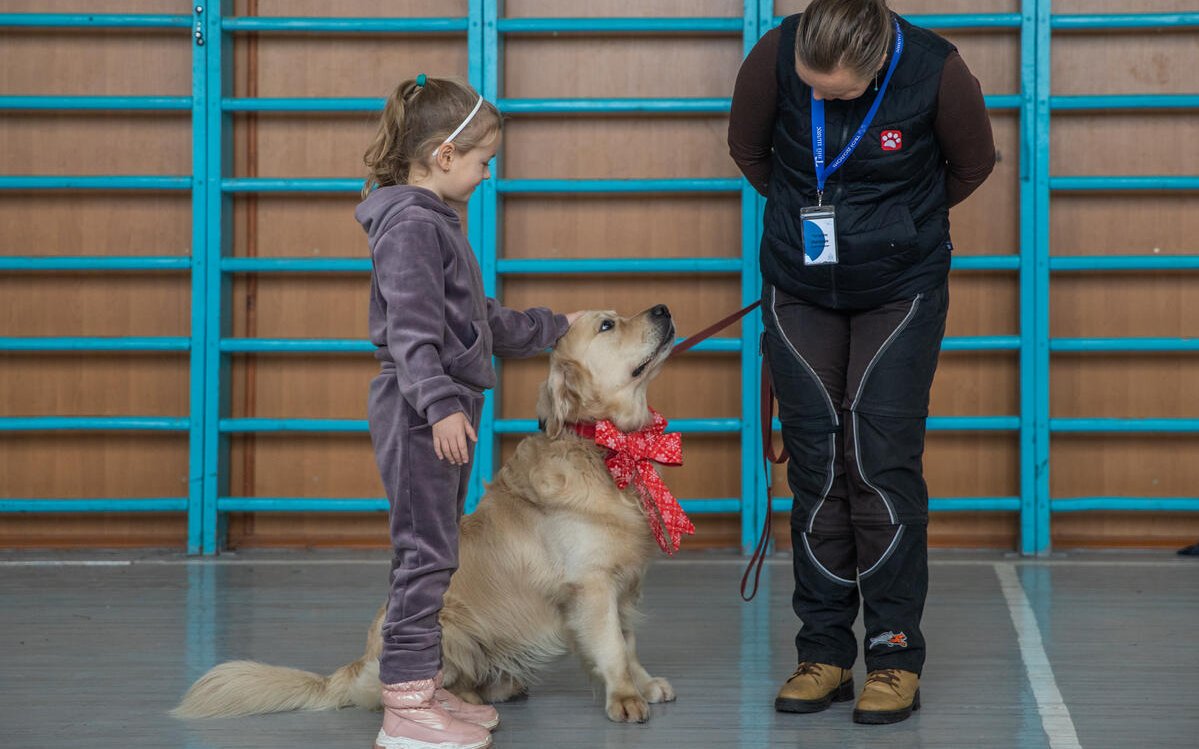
1, 550, 1195, 749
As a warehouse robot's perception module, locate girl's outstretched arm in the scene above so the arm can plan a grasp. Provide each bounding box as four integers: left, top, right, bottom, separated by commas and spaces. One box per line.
485, 298, 572, 358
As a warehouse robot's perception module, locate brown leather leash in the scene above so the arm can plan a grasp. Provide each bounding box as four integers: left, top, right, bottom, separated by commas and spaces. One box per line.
670, 302, 789, 601
741, 357, 789, 601
669, 301, 761, 356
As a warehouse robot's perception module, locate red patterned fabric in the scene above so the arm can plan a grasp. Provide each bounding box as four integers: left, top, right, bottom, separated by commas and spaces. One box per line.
573, 409, 693, 554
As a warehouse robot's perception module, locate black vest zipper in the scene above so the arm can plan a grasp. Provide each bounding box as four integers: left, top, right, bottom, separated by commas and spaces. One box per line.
827, 115, 853, 307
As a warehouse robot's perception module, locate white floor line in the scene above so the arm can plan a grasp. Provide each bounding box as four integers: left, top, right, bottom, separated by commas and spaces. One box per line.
994, 562, 1083, 749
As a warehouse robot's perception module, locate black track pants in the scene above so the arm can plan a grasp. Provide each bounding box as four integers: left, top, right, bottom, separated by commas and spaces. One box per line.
762, 281, 948, 675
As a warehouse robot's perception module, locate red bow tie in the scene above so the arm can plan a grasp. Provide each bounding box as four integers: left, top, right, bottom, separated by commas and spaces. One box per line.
573, 408, 694, 554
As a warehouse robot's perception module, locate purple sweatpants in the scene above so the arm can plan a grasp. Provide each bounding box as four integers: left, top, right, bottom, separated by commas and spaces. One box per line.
368, 366, 482, 684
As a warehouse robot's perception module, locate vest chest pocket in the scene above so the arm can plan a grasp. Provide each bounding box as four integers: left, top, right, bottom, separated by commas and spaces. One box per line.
838, 204, 919, 266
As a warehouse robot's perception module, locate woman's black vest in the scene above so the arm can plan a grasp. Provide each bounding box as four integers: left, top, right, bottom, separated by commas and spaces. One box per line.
762, 13, 955, 309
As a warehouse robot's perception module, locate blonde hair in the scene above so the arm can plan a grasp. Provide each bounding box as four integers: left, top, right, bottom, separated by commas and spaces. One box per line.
795, 0, 892, 80
362, 77, 501, 197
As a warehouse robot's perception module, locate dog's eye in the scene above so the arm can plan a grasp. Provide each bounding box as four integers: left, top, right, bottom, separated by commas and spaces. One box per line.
599, 319, 615, 332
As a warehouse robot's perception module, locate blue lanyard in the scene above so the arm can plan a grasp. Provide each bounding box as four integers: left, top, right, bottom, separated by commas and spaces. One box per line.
811, 18, 904, 202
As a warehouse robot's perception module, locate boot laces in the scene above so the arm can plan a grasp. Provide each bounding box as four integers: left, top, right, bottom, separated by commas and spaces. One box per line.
866, 669, 902, 693
790, 661, 824, 679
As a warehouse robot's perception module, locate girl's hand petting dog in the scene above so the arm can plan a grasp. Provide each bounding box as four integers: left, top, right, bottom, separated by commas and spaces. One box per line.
432, 411, 477, 465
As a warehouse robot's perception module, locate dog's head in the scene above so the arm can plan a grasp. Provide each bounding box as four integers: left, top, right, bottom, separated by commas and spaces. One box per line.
538, 304, 675, 438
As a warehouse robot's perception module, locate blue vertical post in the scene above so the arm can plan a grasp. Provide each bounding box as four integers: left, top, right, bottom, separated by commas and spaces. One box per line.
738, 8, 772, 734
1031, 0, 1052, 554
466, 0, 500, 513
738, 0, 769, 554
1017, 0, 1038, 554
467, 0, 486, 285
187, 4, 209, 554
201, 0, 233, 554
755, 5, 772, 545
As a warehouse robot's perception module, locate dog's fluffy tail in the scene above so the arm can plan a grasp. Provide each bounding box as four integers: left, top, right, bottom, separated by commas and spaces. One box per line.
172, 657, 369, 719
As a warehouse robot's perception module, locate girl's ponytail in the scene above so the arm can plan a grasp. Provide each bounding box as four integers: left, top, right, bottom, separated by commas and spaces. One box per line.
362, 79, 419, 197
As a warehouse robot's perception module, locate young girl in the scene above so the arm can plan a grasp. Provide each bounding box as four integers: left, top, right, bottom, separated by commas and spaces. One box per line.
356, 75, 581, 749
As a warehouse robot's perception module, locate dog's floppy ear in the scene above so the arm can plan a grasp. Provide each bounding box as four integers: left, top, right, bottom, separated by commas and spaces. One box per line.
538, 357, 583, 439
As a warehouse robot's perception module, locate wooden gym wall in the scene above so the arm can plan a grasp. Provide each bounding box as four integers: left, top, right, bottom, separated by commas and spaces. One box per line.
2, 0, 1197, 550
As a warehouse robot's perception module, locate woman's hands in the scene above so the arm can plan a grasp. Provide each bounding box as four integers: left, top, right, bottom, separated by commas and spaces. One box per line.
432, 411, 477, 465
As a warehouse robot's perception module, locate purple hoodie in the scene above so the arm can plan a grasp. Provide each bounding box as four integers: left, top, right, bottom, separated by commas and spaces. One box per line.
356, 185, 568, 426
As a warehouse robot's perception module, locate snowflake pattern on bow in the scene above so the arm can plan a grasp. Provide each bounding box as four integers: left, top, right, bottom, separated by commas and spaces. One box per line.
589, 408, 693, 554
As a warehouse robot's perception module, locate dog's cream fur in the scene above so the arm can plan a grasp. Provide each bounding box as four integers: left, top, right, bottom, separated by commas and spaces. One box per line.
174, 305, 678, 723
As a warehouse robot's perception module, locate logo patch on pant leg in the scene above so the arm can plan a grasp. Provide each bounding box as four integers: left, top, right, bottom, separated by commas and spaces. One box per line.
869, 631, 908, 648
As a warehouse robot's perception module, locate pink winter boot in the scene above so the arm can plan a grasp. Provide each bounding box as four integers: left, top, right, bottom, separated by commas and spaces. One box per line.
433, 671, 500, 730
374, 679, 492, 749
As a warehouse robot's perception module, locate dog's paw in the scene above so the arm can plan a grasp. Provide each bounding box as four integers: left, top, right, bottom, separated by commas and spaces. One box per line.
606, 693, 650, 723
640, 676, 675, 704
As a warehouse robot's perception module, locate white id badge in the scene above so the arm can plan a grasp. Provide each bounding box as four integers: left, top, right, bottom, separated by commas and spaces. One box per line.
800, 205, 838, 266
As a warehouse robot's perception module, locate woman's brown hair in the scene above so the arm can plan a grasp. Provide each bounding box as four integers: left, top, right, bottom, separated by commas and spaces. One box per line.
362, 77, 501, 197
795, 0, 893, 80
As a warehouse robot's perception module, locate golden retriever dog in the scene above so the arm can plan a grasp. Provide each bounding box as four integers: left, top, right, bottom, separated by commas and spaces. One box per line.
174, 303, 680, 724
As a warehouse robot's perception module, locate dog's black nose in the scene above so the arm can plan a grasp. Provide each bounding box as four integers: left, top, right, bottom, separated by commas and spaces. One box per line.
651, 304, 671, 319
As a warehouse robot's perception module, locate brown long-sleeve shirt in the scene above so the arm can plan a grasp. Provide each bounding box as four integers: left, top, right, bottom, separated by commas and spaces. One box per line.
728, 27, 995, 207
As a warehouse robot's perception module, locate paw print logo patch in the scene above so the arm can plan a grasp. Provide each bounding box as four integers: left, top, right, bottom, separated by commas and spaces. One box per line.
880, 129, 903, 151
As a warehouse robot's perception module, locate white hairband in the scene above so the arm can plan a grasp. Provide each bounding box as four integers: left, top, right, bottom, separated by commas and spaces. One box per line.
433, 95, 485, 158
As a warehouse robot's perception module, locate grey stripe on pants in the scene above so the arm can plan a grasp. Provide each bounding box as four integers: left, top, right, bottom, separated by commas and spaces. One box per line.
368, 368, 482, 684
